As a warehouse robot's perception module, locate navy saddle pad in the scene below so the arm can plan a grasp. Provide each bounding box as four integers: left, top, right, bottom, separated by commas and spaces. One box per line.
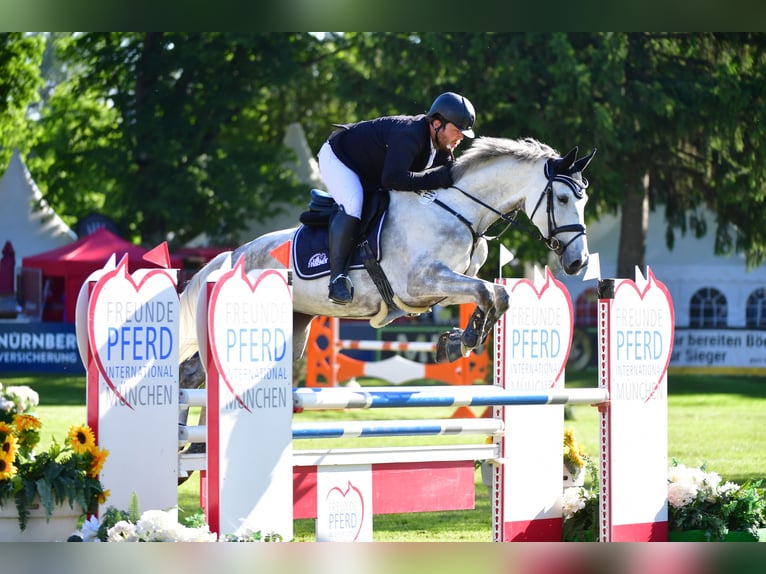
292, 213, 386, 280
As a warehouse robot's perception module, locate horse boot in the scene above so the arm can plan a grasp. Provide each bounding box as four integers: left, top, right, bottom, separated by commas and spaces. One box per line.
328, 210, 359, 304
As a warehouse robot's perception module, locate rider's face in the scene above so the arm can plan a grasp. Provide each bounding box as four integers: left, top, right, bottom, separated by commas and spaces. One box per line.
436, 121, 465, 154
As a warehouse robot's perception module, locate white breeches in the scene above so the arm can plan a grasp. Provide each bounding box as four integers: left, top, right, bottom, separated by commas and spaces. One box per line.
318, 141, 364, 219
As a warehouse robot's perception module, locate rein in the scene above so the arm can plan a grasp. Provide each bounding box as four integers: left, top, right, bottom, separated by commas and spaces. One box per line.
435, 159, 588, 252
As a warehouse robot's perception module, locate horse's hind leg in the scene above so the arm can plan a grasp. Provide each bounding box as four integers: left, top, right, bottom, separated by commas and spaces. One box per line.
293, 312, 315, 359
178, 353, 207, 485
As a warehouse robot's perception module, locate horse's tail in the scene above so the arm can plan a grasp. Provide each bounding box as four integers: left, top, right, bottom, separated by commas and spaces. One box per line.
178, 250, 232, 364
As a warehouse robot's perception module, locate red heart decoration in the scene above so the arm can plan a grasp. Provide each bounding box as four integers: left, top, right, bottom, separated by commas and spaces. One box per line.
508, 268, 574, 387
325, 480, 365, 542
612, 267, 675, 402
88, 257, 178, 410
208, 257, 291, 412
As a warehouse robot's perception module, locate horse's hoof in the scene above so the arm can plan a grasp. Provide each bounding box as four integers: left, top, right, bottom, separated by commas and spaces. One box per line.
461, 307, 486, 348
461, 329, 479, 349
436, 328, 465, 363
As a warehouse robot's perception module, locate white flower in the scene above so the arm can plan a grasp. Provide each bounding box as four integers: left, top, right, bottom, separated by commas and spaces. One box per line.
176, 526, 218, 542
79, 515, 102, 542
107, 521, 139, 542
561, 487, 587, 520
0, 384, 39, 415
136, 509, 181, 541
719, 481, 740, 496
668, 480, 698, 508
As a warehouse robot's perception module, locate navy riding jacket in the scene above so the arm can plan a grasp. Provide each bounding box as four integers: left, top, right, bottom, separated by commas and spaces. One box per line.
327, 115, 454, 194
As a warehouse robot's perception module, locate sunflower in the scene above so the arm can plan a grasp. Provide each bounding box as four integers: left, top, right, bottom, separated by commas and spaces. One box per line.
12, 413, 42, 432
97, 489, 110, 505
68, 424, 97, 455
1, 431, 18, 461
563, 427, 587, 473
88, 447, 109, 478
0, 451, 17, 480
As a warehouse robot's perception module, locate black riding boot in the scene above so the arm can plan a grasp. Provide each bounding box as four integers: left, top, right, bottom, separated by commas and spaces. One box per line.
328, 211, 359, 304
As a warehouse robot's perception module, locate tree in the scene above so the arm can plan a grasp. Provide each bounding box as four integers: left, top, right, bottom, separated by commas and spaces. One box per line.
30, 33, 325, 247
409, 33, 766, 276
278, 32, 766, 277
0, 33, 45, 167
24, 32, 766, 275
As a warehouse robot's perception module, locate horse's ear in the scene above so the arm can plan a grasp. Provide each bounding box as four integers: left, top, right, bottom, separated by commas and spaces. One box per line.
570, 148, 597, 174
549, 146, 579, 174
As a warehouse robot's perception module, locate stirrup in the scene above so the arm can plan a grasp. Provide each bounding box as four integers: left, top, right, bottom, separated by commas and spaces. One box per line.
329, 274, 354, 304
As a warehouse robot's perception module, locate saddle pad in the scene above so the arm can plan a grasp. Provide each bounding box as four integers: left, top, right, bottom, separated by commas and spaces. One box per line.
292, 212, 386, 280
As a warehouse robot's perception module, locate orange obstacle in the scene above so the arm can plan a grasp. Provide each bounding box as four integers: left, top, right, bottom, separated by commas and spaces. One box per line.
305, 305, 490, 392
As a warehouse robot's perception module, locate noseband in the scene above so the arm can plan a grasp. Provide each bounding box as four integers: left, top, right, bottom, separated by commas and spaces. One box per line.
528, 160, 589, 254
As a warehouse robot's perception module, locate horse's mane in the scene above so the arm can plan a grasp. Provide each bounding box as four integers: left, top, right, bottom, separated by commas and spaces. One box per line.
451, 137, 559, 182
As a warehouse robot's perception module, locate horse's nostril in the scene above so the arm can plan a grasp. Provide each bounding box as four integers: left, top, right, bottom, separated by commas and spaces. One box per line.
566, 259, 583, 275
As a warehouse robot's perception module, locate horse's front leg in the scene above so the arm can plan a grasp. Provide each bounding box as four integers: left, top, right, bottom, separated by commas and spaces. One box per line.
436, 284, 508, 362
406, 262, 509, 363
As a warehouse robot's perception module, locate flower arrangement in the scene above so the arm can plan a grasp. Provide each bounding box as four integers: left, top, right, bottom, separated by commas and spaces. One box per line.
561, 457, 600, 542
562, 460, 766, 542
0, 393, 109, 531
0, 383, 39, 423
667, 461, 766, 541
71, 495, 282, 542
76, 506, 218, 542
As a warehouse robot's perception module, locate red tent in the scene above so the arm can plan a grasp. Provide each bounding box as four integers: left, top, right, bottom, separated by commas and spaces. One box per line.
22, 228, 182, 323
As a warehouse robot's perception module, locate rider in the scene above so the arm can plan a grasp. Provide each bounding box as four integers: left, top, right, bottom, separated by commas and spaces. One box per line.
317, 91, 476, 304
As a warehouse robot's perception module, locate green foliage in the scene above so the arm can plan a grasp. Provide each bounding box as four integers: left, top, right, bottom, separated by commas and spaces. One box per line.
667, 461, 766, 541
0, 33, 45, 165
4, 32, 766, 271
30, 33, 317, 246
1, 425, 106, 532
562, 460, 600, 542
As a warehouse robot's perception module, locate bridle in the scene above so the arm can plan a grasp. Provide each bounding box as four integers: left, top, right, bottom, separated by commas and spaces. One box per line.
528, 160, 589, 254
434, 158, 588, 253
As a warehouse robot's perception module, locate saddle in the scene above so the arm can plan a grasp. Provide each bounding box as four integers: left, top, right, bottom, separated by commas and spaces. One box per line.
298, 188, 389, 233
292, 188, 389, 280
292, 188, 426, 326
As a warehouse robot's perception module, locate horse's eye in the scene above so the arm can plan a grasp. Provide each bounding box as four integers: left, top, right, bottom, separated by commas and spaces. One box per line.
557, 194, 569, 205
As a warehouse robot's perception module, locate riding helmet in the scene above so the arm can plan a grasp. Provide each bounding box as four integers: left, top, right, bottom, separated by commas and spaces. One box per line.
427, 92, 476, 138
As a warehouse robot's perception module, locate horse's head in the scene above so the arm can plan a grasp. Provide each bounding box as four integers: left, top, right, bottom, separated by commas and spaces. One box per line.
526, 146, 595, 275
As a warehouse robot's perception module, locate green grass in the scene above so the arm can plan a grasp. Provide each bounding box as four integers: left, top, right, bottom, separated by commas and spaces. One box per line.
4, 368, 766, 541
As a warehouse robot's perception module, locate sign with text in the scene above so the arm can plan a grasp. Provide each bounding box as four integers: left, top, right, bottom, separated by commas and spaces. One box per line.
202, 258, 293, 540
316, 466, 372, 542
495, 267, 573, 541
0, 321, 83, 374
600, 266, 672, 541
671, 328, 766, 373
83, 256, 180, 513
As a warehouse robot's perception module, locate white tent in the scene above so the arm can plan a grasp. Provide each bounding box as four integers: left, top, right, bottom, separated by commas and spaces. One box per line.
0, 149, 77, 266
